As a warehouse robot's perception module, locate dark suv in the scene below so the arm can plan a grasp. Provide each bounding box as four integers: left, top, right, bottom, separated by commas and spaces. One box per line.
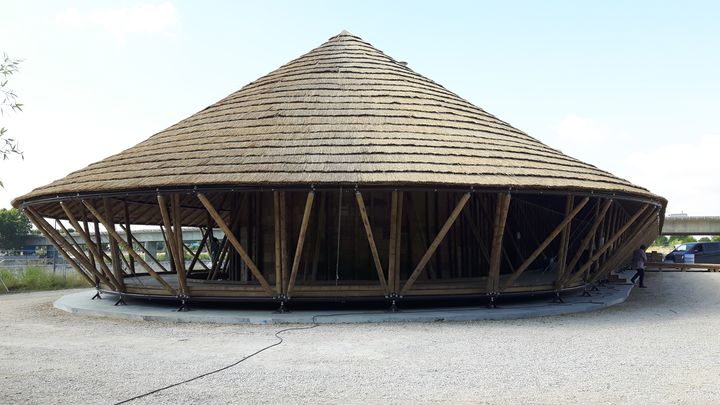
665, 242, 720, 264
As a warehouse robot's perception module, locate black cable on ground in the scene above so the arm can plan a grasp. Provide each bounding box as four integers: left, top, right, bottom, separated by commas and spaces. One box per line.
113, 312, 376, 404
114, 322, 317, 404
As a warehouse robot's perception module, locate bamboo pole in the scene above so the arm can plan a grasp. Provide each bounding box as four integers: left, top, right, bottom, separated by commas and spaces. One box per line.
286, 191, 315, 297
83, 201, 177, 295
102, 198, 124, 287
355, 191, 389, 294
401, 192, 471, 294
273, 191, 282, 294
565, 205, 650, 286
197, 193, 274, 296
172, 194, 188, 297
486, 193, 511, 293
23, 209, 96, 287
500, 197, 589, 290
394, 191, 404, 292
280, 192, 289, 294
157, 196, 181, 272
388, 191, 399, 293
562, 199, 612, 285
59, 202, 122, 290
555, 196, 574, 283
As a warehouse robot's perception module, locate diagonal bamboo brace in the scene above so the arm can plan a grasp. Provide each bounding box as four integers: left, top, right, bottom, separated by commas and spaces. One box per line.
197, 193, 274, 296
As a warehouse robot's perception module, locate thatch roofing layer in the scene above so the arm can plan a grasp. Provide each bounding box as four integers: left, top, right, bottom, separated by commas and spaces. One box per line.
15, 31, 657, 205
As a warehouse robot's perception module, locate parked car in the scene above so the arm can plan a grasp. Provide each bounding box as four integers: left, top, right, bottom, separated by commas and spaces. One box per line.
665, 242, 720, 264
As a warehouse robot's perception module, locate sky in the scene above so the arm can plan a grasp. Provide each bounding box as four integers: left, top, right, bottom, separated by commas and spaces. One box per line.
1, 0, 718, 215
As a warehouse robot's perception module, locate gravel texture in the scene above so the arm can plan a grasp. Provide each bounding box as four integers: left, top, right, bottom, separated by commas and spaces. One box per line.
1, 271, 719, 404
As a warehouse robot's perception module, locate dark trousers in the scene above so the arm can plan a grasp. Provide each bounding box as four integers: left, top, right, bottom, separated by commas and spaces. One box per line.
631, 268, 645, 286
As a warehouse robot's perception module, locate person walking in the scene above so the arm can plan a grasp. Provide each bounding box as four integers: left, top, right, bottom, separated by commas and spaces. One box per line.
631, 244, 648, 288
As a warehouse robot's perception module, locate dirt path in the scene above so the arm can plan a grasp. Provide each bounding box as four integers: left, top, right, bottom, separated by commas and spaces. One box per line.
2, 272, 719, 404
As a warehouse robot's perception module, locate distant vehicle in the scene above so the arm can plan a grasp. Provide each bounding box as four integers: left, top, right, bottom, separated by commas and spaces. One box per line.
665, 242, 720, 264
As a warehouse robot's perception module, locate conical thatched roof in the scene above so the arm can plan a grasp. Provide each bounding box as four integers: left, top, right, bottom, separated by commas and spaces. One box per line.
15, 31, 657, 205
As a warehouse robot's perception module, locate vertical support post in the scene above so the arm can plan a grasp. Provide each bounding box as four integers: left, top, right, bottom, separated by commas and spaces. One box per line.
556, 196, 574, 284
280, 191, 289, 295
273, 191, 282, 295
172, 194, 188, 298
388, 191, 399, 294
158, 194, 186, 297
394, 191, 404, 293
486, 193, 511, 294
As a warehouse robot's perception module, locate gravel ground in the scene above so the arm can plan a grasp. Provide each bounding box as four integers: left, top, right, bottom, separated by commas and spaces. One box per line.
1, 271, 720, 404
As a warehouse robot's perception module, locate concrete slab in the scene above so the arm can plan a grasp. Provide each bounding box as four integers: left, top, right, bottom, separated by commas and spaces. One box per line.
54, 282, 635, 324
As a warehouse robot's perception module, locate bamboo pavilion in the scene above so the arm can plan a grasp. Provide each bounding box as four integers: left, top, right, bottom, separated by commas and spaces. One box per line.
13, 31, 666, 309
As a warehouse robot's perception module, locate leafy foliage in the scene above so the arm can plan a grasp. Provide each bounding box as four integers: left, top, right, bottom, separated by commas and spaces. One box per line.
0, 208, 32, 249
0, 53, 23, 187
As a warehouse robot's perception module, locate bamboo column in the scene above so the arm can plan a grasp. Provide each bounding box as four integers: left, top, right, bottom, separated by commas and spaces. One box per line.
102, 198, 124, 288
280, 192, 289, 294
172, 194, 188, 297
157, 195, 187, 297
486, 193, 511, 294
273, 191, 282, 295
394, 192, 404, 292
555, 196, 574, 284
388, 191, 399, 294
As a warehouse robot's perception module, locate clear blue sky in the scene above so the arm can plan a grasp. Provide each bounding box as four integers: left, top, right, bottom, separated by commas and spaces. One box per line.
1, 1, 718, 214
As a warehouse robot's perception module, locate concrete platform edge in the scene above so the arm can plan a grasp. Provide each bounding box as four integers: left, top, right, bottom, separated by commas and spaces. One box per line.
54, 283, 634, 325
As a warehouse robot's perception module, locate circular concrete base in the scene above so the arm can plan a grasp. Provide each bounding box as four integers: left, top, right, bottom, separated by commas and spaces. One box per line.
54, 282, 634, 324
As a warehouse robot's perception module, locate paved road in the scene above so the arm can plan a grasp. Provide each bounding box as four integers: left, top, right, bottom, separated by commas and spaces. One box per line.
1, 271, 719, 404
